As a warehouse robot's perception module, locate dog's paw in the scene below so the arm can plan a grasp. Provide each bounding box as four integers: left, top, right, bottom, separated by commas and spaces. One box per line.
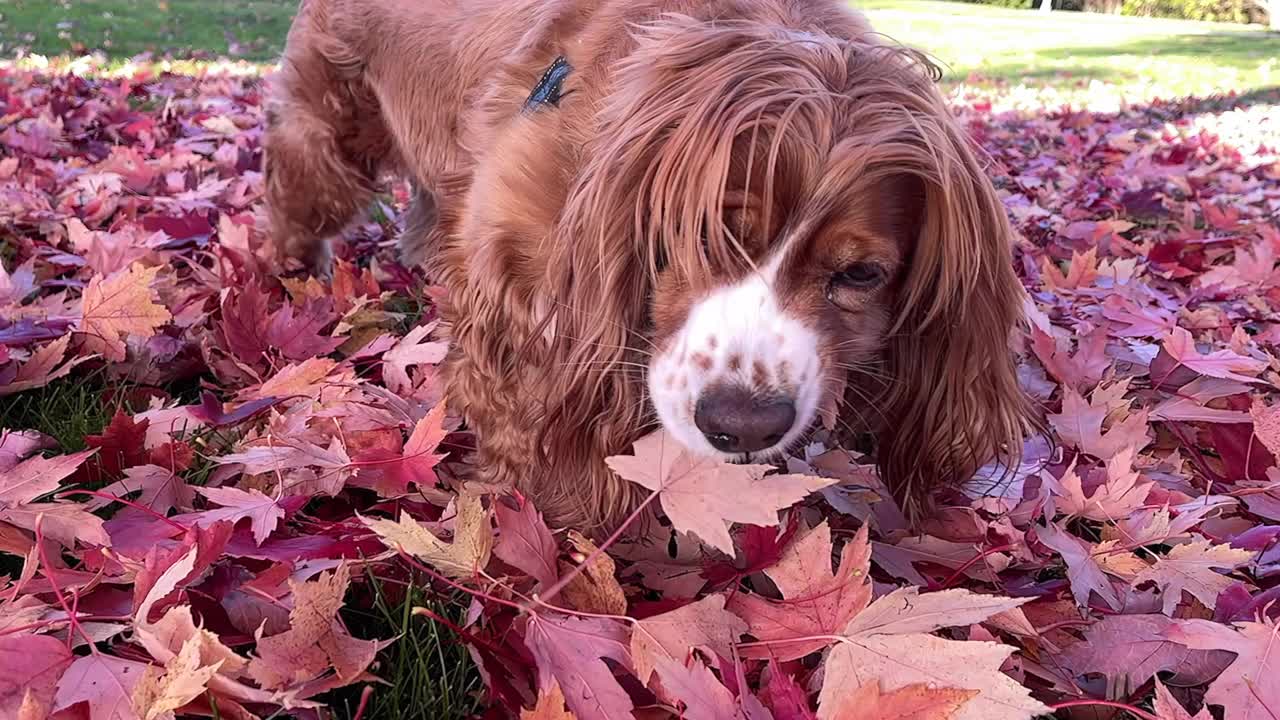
273, 227, 334, 281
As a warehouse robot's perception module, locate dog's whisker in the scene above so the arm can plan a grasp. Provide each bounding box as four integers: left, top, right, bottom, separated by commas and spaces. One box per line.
263, 0, 1033, 533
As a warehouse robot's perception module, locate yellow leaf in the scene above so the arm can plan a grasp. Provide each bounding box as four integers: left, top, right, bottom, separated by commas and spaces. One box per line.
130, 636, 222, 720
521, 681, 577, 720
249, 357, 338, 400
78, 263, 172, 362
362, 494, 492, 578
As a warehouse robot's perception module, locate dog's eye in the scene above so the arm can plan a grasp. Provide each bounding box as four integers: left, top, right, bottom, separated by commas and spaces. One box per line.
831, 262, 886, 289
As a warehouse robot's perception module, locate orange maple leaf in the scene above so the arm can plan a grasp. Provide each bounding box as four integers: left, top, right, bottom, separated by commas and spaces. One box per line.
78, 262, 171, 362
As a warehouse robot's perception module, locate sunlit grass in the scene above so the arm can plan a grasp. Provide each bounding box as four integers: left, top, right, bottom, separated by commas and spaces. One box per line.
5, 0, 1278, 99
862, 0, 1280, 97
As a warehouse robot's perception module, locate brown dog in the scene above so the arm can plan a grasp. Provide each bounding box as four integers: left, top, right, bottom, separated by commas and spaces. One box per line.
263, 0, 1034, 531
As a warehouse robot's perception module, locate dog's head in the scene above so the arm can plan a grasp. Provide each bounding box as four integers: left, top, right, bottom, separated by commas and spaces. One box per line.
545, 15, 1032, 515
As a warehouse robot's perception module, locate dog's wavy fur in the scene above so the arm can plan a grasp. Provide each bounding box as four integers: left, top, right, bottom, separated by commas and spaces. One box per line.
265, 0, 1034, 532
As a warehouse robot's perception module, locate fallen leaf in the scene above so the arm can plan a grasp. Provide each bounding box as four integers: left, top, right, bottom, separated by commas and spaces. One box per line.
0, 635, 73, 720
522, 681, 577, 720
130, 636, 222, 720
606, 430, 836, 555
631, 594, 748, 684
1168, 619, 1280, 720
0, 448, 95, 506
823, 681, 976, 720
52, 654, 151, 720
651, 656, 740, 719
247, 564, 388, 691
354, 403, 450, 496
524, 612, 634, 720
1153, 678, 1212, 720
1048, 384, 1151, 459
1050, 447, 1153, 522
761, 661, 816, 720
817, 633, 1048, 720
1159, 327, 1267, 384
193, 485, 285, 545
2, 501, 110, 548
78, 262, 172, 361
0, 335, 91, 396
560, 530, 627, 615
1250, 397, 1280, 459
362, 494, 493, 578
382, 322, 447, 394
842, 587, 1030, 637
729, 523, 871, 661
1057, 614, 1234, 688
1132, 540, 1254, 614
494, 495, 560, 589
1035, 521, 1119, 609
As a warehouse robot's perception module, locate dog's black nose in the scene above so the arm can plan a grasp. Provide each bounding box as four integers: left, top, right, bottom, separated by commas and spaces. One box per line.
694, 385, 796, 454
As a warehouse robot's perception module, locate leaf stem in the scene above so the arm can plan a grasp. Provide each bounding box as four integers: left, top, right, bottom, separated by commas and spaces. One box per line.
1047, 699, 1161, 720
530, 487, 660, 609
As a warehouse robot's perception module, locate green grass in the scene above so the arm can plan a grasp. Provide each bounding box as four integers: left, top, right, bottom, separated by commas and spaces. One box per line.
0, 374, 114, 452
325, 574, 483, 720
3, 0, 1278, 97
0, 0, 292, 60
861, 0, 1280, 96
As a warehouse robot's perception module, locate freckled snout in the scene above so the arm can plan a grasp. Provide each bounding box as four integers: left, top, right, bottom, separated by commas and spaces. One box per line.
694, 384, 797, 454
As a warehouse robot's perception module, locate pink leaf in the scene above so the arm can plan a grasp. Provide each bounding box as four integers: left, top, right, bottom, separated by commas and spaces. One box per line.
0, 635, 73, 719
494, 495, 560, 589
191, 486, 284, 545
524, 612, 634, 720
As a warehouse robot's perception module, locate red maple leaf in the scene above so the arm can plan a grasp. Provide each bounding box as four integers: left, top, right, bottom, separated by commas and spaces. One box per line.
79, 409, 150, 483
701, 518, 799, 586
352, 403, 449, 496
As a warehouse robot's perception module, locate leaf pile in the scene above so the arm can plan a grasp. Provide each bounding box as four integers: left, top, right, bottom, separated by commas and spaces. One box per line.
2, 57, 1279, 720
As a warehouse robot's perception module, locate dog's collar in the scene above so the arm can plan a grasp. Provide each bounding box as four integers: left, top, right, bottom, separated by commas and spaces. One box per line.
524, 55, 572, 110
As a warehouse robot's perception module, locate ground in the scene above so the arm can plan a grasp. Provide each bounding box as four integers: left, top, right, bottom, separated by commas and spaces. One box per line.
1, 2, 1279, 720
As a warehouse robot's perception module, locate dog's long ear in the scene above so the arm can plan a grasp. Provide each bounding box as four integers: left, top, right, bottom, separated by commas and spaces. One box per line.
875, 119, 1036, 518
531, 15, 836, 528
532, 116, 659, 530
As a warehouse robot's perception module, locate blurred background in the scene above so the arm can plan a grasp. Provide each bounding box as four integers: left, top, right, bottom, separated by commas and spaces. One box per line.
1, 0, 1278, 100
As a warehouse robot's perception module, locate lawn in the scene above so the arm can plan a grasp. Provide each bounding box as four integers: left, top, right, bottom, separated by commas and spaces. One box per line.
0, 0, 293, 60
3, 0, 1279, 97
863, 0, 1280, 96
3, 3, 1280, 720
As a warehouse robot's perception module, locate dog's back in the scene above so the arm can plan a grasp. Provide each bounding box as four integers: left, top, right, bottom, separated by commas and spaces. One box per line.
263, 0, 577, 271
263, 0, 876, 273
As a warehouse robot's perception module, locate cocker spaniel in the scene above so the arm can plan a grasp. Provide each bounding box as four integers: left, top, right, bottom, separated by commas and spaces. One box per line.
264, 0, 1034, 531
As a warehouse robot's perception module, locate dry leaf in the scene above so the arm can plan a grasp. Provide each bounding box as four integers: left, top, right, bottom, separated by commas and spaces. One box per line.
130, 636, 223, 720
522, 681, 577, 720
824, 681, 977, 720
362, 494, 493, 578
606, 430, 836, 554
631, 594, 748, 684
560, 530, 627, 615
247, 564, 388, 691
1131, 540, 1253, 614
78, 263, 172, 361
